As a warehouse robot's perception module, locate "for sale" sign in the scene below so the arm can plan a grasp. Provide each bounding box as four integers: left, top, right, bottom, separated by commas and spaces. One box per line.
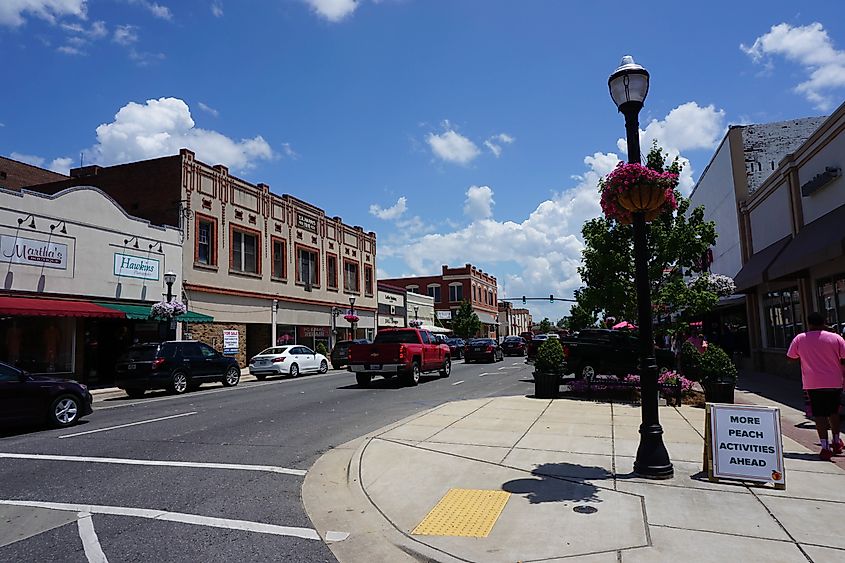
707, 404, 785, 487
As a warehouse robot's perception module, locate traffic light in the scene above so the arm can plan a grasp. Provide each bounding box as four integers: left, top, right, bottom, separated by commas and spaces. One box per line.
522, 296, 526, 304
550, 294, 554, 303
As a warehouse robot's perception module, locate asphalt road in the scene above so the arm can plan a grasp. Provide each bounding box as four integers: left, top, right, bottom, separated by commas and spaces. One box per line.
0, 356, 536, 562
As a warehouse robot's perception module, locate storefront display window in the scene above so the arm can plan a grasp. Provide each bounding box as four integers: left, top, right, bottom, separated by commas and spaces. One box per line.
276, 325, 296, 346
0, 317, 74, 373
816, 274, 845, 335
763, 288, 802, 349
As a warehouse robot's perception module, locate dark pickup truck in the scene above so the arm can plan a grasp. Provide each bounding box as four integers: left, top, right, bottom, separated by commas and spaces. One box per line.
562, 329, 675, 380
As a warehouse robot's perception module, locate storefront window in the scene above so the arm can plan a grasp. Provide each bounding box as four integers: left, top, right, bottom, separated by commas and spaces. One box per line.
816, 275, 845, 335
0, 317, 74, 373
763, 288, 802, 349
275, 325, 296, 346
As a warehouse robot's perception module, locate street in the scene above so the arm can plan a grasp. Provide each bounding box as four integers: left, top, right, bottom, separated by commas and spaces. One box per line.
0, 358, 535, 562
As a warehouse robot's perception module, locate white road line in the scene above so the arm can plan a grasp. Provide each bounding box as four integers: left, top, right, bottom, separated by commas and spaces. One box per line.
0, 500, 322, 541
0, 453, 307, 477
478, 373, 491, 377
59, 412, 197, 439
451, 381, 464, 386
498, 366, 521, 370
77, 512, 108, 563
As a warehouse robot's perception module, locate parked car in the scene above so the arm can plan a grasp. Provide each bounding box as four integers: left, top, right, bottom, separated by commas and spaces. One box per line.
464, 338, 504, 363
561, 329, 675, 379
114, 341, 241, 397
0, 361, 93, 428
501, 336, 527, 356
347, 328, 451, 387
249, 345, 329, 379
330, 339, 369, 370
445, 337, 466, 359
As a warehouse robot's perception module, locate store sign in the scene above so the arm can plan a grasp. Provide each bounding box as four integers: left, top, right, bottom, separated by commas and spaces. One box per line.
801, 166, 841, 196
223, 330, 239, 355
380, 316, 402, 327
436, 310, 452, 320
296, 213, 318, 233
1, 234, 67, 270
114, 253, 160, 280
299, 326, 329, 338
706, 404, 785, 487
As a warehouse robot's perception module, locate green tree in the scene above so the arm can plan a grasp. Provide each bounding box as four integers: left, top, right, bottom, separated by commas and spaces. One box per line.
576, 142, 718, 322
556, 317, 569, 329
316, 342, 329, 356
568, 302, 597, 331
538, 318, 552, 333
451, 301, 481, 339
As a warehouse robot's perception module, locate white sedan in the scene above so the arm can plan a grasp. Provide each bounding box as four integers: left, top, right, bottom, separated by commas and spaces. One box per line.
248, 345, 329, 379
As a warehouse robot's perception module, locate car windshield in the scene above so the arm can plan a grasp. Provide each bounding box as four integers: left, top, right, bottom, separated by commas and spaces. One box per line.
333, 342, 351, 351
258, 347, 291, 355
504, 337, 522, 342
469, 339, 494, 345
374, 330, 419, 344
121, 344, 159, 361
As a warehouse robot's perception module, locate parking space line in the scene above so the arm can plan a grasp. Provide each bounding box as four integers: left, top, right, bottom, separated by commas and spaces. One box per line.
59, 412, 197, 439
77, 512, 108, 563
451, 381, 464, 386
0, 452, 307, 477
0, 499, 323, 540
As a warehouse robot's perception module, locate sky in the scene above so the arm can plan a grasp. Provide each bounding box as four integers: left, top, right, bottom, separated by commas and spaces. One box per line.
2, 0, 845, 321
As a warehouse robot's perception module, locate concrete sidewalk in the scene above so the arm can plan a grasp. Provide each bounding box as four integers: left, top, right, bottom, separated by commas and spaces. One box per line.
304, 396, 845, 563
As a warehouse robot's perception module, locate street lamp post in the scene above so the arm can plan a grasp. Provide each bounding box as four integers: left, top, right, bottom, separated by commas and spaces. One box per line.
413, 306, 419, 322
608, 55, 673, 479
349, 296, 357, 339
163, 271, 177, 341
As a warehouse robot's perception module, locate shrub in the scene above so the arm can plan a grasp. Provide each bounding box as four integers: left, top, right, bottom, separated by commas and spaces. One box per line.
535, 338, 565, 374
680, 341, 704, 381
698, 343, 737, 385
316, 342, 329, 357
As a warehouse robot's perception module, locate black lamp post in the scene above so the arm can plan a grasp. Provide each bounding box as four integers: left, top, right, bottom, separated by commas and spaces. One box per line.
163, 271, 177, 341
413, 306, 419, 322
349, 296, 357, 339
608, 55, 673, 479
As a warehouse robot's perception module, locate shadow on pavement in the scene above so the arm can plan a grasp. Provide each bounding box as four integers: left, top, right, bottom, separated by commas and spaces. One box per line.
336, 376, 441, 390
0, 418, 90, 438
501, 462, 610, 504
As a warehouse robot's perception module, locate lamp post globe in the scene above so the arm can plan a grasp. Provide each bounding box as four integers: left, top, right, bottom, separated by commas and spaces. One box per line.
608, 55, 673, 479
163, 271, 177, 303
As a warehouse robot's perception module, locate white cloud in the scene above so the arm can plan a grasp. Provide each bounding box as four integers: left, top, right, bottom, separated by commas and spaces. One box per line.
57, 44, 84, 55
10, 152, 46, 168
56, 18, 107, 54
211, 1, 223, 17
463, 185, 494, 219
369, 196, 407, 220
83, 97, 275, 171
281, 142, 299, 159
305, 0, 358, 22
48, 156, 73, 174
426, 122, 481, 165
0, 0, 87, 27
10, 152, 73, 174
128, 0, 173, 21
113, 24, 138, 45
128, 48, 165, 66
483, 132, 514, 158
741, 22, 845, 110
197, 101, 219, 117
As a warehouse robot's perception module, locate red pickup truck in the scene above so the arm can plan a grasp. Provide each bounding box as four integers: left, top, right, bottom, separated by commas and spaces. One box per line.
347, 328, 451, 387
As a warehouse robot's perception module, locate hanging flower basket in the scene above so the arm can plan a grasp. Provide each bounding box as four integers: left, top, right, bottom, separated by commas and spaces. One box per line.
150, 300, 187, 320
343, 314, 360, 323
600, 162, 679, 223
409, 319, 424, 328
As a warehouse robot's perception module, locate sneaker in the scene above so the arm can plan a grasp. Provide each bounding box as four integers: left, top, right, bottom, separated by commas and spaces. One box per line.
820, 448, 834, 461
833, 439, 844, 456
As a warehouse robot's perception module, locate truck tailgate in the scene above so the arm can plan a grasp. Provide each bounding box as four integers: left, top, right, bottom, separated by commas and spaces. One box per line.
349, 343, 402, 364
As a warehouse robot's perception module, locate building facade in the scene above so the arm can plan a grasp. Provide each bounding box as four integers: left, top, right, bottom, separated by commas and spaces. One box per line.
380, 263, 499, 337
25, 149, 377, 366
732, 101, 845, 376
1, 155, 67, 192
0, 186, 187, 386
377, 282, 406, 330
405, 292, 438, 332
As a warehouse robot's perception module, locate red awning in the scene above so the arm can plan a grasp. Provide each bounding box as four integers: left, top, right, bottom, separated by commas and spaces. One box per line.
0, 296, 126, 318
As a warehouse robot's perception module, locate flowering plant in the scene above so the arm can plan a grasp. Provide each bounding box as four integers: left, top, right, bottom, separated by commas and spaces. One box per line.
624, 371, 696, 395
150, 300, 187, 320
409, 319, 424, 328
688, 274, 735, 297
600, 162, 679, 224
343, 314, 360, 323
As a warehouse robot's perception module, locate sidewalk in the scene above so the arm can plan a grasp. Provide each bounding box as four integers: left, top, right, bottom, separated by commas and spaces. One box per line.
304, 395, 845, 563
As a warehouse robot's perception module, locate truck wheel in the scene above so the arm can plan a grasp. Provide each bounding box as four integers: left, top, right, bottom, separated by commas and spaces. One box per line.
439, 358, 451, 378
402, 361, 421, 386
356, 373, 372, 387
578, 364, 597, 381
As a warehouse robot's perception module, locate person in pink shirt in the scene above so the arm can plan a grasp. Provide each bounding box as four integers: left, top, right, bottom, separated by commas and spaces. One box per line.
787, 312, 845, 461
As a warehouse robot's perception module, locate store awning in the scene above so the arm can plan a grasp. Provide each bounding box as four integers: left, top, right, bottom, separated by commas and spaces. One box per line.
767, 204, 845, 280
0, 296, 125, 318
419, 324, 451, 334
96, 302, 214, 323
733, 236, 791, 292
476, 311, 498, 325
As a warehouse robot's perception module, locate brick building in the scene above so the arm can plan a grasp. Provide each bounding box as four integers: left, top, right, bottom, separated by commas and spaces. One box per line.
1, 155, 68, 191
24, 149, 377, 366
380, 264, 499, 338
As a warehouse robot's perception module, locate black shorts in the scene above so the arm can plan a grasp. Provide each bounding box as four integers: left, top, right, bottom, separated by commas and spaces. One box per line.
806, 388, 843, 417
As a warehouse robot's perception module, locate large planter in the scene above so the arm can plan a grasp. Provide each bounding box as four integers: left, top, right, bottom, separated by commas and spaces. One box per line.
704, 381, 735, 404
534, 370, 560, 399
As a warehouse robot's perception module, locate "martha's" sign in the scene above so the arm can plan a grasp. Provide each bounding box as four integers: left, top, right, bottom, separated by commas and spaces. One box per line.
114, 253, 160, 280
1, 234, 68, 270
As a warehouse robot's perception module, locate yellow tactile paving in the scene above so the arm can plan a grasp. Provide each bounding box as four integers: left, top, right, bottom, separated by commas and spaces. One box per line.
411, 488, 511, 538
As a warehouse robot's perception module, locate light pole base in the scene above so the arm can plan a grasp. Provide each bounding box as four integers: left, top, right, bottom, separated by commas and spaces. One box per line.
633, 423, 674, 479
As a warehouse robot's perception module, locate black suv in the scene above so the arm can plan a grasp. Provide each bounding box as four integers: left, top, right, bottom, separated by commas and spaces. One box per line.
114, 341, 241, 398
0, 361, 93, 428
330, 339, 369, 370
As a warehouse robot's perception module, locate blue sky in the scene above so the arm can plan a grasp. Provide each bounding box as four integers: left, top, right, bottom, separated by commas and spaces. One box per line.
3, 1, 845, 321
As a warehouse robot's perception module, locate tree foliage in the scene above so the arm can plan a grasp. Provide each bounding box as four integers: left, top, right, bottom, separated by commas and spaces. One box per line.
576, 142, 718, 322
451, 301, 481, 339
538, 318, 552, 333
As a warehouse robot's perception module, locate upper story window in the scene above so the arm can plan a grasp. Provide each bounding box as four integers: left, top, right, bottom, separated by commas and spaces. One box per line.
231, 228, 258, 274
272, 238, 286, 280
364, 265, 374, 296
449, 284, 463, 302
297, 246, 319, 286
427, 284, 441, 302
407, 285, 419, 294
327, 254, 338, 289
196, 216, 217, 266
344, 260, 359, 293
472, 285, 477, 301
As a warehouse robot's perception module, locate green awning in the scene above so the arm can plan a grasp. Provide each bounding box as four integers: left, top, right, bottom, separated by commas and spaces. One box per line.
96, 302, 214, 323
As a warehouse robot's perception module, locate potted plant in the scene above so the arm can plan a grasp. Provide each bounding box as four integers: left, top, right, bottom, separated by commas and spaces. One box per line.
150, 300, 187, 320
534, 338, 565, 399
599, 162, 679, 224
681, 341, 737, 403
